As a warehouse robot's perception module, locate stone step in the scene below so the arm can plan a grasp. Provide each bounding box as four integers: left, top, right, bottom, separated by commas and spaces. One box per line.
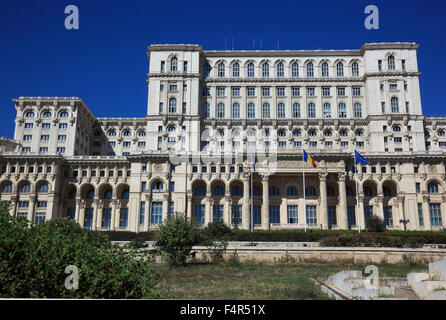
429, 259, 446, 281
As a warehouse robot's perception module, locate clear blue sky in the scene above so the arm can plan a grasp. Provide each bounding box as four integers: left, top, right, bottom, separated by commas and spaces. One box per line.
0, 0, 445, 138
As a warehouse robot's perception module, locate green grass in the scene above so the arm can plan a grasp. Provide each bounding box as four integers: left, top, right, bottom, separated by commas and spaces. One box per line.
154, 261, 428, 300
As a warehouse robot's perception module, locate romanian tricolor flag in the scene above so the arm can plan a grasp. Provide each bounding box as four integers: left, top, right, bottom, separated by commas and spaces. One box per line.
303, 150, 317, 168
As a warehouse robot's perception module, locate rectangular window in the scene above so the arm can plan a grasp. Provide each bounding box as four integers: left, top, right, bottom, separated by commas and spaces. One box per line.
35, 212, 46, 225
292, 87, 300, 97
247, 88, 255, 96
294, 141, 302, 147
119, 208, 128, 228
353, 87, 361, 96
213, 205, 224, 222
102, 208, 112, 228
24, 123, 33, 129
42, 123, 51, 129
203, 87, 210, 96
84, 208, 93, 228
67, 208, 75, 220
430, 203, 442, 227
418, 203, 424, 227
287, 205, 298, 224
322, 87, 330, 96
39, 147, 48, 153
58, 135, 67, 141
151, 202, 162, 225
194, 205, 205, 225
57, 147, 65, 153
389, 84, 397, 91
217, 87, 225, 96
253, 205, 261, 225
337, 87, 345, 96
232, 87, 240, 97
277, 88, 285, 97
202, 103, 210, 118
41, 135, 50, 141
262, 87, 270, 97
306, 87, 315, 96
384, 206, 393, 227
347, 206, 356, 227
306, 205, 317, 226
231, 205, 242, 226
328, 206, 337, 227
183, 61, 188, 72
169, 202, 174, 217
364, 206, 373, 222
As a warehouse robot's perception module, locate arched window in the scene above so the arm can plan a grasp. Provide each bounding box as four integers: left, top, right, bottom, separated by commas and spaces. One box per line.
292, 103, 301, 118
437, 130, 445, 137
336, 62, 344, 77
38, 182, 48, 193
278, 129, 286, 137
392, 125, 401, 132
213, 185, 224, 196
86, 189, 95, 199
269, 186, 280, 196
308, 129, 317, 137
231, 185, 243, 196
327, 186, 336, 197
391, 97, 399, 113
307, 103, 316, 118
20, 182, 31, 193
152, 181, 164, 192
340, 130, 348, 137
306, 62, 314, 77
338, 103, 347, 118
108, 130, 117, 137
138, 131, 146, 137
305, 186, 317, 196
354, 103, 362, 118
262, 63, 269, 77
217, 63, 225, 77
195, 185, 206, 196
247, 103, 255, 118
363, 186, 373, 197
42, 111, 52, 118
352, 62, 359, 77
287, 186, 298, 196
217, 103, 225, 118
231, 104, 240, 119
428, 182, 439, 194
247, 63, 254, 77
104, 189, 112, 199
170, 57, 178, 71
232, 63, 240, 77
123, 130, 131, 137
59, 111, 69, 118
169, 98, 177, 113
277, 62, 284, 77
25, 111, 35, 118
324, 130, 332, 137
262, 103, 270, 118
321, 62, 329, 77
388, 55, 395, 70
323, 103, 331, 118
293, 130, 301, 137
277, 103, 285, 118
291, 63, 299, 77
355, 129, 364, 137
121, 188, 129, 199
1, 182, 12, 193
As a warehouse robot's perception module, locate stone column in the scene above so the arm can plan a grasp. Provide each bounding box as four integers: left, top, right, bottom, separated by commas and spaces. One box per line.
162, 194, 169, 223
261, 174, 270, 230
422, 194, 431, 230
144, 194, 151, 231
397, 195, 405, 230
79, 200, 86, 227
224, 195, 231, 226
187, 194, 192, 220
358, 195, 365, 230
75, 198, 81, 223
377, 195, 384, 220
338, 172, 348, 229
92, 199, 99, 230
28, 195, 36, 225
96, 200, 103, 229
205, 194, 212, 225
242, 175, 250, 230
319, 172, 328, 229
111, 199, 117, 231
11, 196, 18, 217
441, 196, 446, 229
115, 200, 121, 229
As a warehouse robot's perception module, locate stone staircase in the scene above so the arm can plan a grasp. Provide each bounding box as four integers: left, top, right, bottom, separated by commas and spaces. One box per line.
408, 259, 446, 300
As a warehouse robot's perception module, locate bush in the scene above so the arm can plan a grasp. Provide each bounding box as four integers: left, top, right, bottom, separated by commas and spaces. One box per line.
154, 215, 202, 266
204, 221, 232, 240
0, 202, 160, 298
366, 215, 387, 232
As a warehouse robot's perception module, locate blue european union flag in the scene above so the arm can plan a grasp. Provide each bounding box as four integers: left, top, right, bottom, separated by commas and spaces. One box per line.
355, 150, 370, 165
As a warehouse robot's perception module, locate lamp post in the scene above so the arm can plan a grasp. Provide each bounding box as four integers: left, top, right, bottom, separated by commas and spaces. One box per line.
399, 219, 410, 231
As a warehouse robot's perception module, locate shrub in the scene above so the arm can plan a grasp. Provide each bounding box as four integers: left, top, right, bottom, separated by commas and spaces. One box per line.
154, 215, 202, 266
366, 215, 387, 233
0, 203, 160, 298
204, 221, 232, 240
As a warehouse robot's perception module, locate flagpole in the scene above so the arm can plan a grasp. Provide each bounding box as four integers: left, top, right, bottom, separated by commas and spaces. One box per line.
302, 150, 307, 232
250, 163, 253, 232
354, 151, 361, 233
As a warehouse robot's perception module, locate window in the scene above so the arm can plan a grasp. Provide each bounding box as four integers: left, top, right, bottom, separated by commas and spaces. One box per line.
39, 147, 48, 153
247, 103, 255, 118
276, 62, 284, 77
168, 98, 177, 113
322, 87, 330, 96
351, 62, 359, 77
203, 63, 211, 77
321, 62, 329, 77
306, 206, 317, 225
353, 87, 361, 96
428, 182, 439, 194
418, 203, 424, 227
217, 63, 225, 77
231, 205, 242, 226
262, 103, 270, 118
323, 103, 331, 118
152, 181, 164, 192
35, 212, 46, 225
291, 63, 299, 77
262, 63, 269, 77
287, 186, 298, 196
337, 87, 345, 96
277, 87, 285, 97
347, 206, 356, 227
336, 62, 344, 77
305, 186, 317, 196
41, 135, 49, 141
232, 87, 240, 97
25, 111, 35, 118
388, 55, 395, 70
306, 63, 314, 77
391, 97, 399, 113
212, 205, 224, 222
292, 103, 300, 118
307, 103, 316, 118
151, 202, 162, 225
277, 103, 286, 118
213, 185, 224, 196
102, 208, 112, 228
202, 103, 210, 118
306, 87, 315, 96
194, 205, 205, 225
160, 61, 165, 72
1, 183, 12, 193
262, 87, 270, 96
24, 123, 33, 129
338, 103, 347, 118
247, 87, 255, 96
170, 57, 178, 72
59, 111, 69, 118
430, 203, 442, 227
247, 63, 254, 77
269, 206, 280, 224
217, 103, 225, 118
389, 83, 397, 91
23, 135, 32, 141
169, 84, 178, 91
231, 103, 240, 119
292, 87, 300, 97
20, 183, 31, 193
58, 135, 67, 141
269, 186, 280, 196
384, 206, 393, 227
287, 205, 298, 224
354, 103, 362, 118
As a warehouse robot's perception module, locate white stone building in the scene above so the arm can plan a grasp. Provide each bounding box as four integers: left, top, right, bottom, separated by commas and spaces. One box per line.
1, 42, 445, 231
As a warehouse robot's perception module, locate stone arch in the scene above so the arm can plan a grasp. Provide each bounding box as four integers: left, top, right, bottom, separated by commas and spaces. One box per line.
382, 179, 398, 197
115, 183, 130, 199
63, 183, 77, 199
17, 179, 34, 194
0, 180, 14, 194
210, 179, 226, 196
192, 179, 208, 196
426, 178, 444, 194
35, 179, 50, 194
98, 183, 113, 199
362, 179, 378, 197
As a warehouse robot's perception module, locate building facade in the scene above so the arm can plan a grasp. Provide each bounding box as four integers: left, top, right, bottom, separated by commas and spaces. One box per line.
1, 42, 445, 231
